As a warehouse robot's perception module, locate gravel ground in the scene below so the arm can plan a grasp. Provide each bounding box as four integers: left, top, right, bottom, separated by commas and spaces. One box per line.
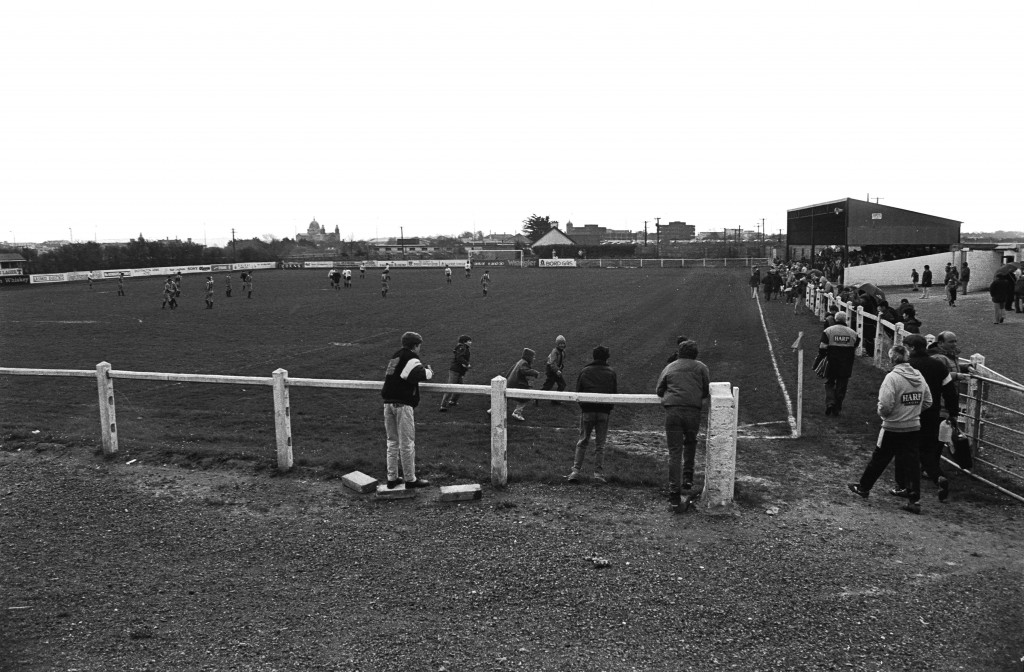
2, 442, 1022, 672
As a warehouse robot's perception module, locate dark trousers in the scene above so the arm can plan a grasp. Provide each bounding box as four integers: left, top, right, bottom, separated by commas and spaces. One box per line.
825, 376, 850, 412
859, 428, 921, 503
665, 406, 701, 494
541, 373, 566, 393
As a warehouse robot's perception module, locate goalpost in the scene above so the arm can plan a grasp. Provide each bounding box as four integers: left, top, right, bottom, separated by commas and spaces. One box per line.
466, 249, 524, 268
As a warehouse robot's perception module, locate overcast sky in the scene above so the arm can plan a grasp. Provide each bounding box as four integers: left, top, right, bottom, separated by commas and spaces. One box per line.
2, 1, 1022, 246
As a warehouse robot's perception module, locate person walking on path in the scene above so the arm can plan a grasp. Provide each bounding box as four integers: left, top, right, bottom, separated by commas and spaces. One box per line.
921, 265, 933, 299
815, 312, 860, 416
439, 335, 472, 412
505, 348, 540, 421
656, 340, 710, 507
945, 274, 958, 307
990, 276, 1008, 323
896, 335, 958, 503
381, 331, 434, 489
567, 345, 618, 484
541, 335, 568, 400
848, 344, 932, 514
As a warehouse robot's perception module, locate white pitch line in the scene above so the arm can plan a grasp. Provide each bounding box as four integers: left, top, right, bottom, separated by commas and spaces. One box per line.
755, 298, 798, 437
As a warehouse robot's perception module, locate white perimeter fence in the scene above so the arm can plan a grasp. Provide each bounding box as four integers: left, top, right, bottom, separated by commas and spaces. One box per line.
0, 365, 742, 508
799, 285, 1024, 503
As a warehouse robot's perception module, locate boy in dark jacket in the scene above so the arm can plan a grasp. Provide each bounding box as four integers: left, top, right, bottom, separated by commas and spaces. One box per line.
567, 346, 618, 484
381, 331, 433, 488
507, 348, 540, 421
439, 335, 472, 411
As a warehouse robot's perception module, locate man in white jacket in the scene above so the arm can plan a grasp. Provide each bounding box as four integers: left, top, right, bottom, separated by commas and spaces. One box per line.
848, 345, 933, 514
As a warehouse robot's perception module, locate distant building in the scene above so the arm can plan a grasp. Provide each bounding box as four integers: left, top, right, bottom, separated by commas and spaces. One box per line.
367, 237, 439, 257
295, 219, 340, 245
564, 223, 636, 246
531, 227, 577, 253
659, 221, 695, 243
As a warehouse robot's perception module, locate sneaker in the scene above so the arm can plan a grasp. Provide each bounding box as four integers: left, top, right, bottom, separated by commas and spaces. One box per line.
386, 478, 404, 489
888, 487, 910, 498
448, 401, 458, 407
848, 483, 869, 499
937, 476, 950, 503
511, 412, 525, 421
669, 493, 682, 507
593, 472, 607, 484
902, 501, 921, 514
565, 470, 580, 483
825, 406, 833, 416
438, 406, 448, 412
405, 478, 430, 488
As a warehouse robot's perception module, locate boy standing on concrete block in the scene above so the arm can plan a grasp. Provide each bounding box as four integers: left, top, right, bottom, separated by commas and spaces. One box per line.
381, 331, 433, 489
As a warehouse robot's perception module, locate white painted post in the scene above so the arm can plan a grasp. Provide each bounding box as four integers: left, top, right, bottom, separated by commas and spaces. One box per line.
855, 306, 866, 356
873, 310, 885, 368
966, 354, 986, 446
95, 361, 118, 455
796, 348, 804, 438
703, 382, 737, 511
490, 375, 508, 487
272, 368, 293, 470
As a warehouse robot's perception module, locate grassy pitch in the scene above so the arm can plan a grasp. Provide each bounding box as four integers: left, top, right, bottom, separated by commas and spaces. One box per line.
2, 267, 797, 485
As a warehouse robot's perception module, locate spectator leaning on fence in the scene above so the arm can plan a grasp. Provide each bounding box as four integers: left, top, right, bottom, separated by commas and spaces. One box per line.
656, 340, 711, 508
381, 331, 434, 489
566, 345, 618, 484
848, 344, 932, 515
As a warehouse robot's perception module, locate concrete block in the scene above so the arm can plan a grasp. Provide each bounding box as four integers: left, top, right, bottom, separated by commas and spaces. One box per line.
342, 471, 379, 494
375, 484, 415, 500
439, 484, 482, 502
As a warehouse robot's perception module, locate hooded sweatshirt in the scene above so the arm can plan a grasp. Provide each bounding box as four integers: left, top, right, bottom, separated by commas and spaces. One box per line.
508, 349, 540, 389
877, 363, 932, 431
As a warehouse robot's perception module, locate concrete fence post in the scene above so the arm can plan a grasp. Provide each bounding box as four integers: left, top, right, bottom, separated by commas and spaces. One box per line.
95, 361, 118, 456
703, 382, 737, 511
272, 368, 293, 470
893, 323, 904, 348
490, 376, 508, 487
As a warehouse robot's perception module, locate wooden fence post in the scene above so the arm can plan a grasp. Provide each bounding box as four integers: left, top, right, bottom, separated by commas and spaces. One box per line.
95, 361, 118, 455
873, 310, 885, 368
490, 375, 508, 487
855, 306, 866, 356
272, 368, 293, 470
703, 382, 737, 511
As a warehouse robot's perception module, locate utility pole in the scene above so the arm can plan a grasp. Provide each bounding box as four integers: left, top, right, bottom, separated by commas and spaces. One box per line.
400, 227, 405, 259
654, 217, 661, 258
643, 221, 648, 246
231, 228, 237, 263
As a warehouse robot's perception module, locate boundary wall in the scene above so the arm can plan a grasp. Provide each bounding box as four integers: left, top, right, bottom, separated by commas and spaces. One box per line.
29, 261, 276, 285
844, 247, 1022, 288
0, 365, 740, 510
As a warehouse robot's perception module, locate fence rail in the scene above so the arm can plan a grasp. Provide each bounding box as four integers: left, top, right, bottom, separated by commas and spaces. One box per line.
0, 364, 739, 506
